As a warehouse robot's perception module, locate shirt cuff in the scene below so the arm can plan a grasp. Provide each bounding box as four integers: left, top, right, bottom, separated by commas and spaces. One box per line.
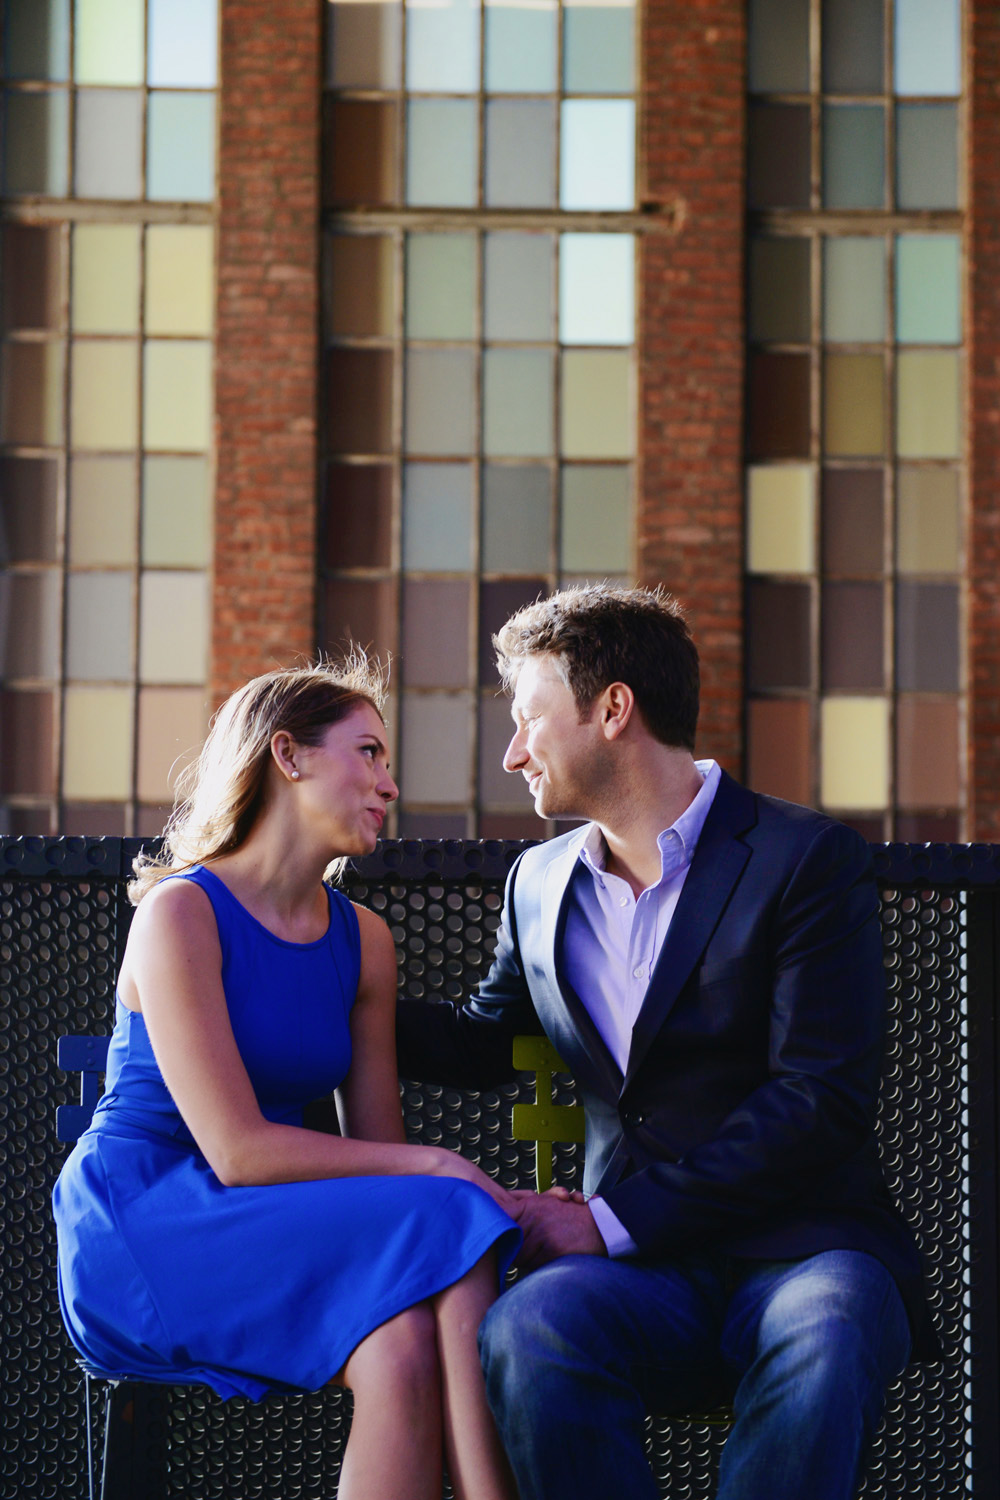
588, 1195, 638, 1258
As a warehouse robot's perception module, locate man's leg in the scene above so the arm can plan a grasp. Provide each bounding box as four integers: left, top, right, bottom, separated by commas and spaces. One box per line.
716, 1251, 912, 1500
478, 1254, 730, 1500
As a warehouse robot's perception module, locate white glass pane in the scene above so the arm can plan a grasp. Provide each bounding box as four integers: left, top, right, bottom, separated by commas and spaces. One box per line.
402, 463, 475, 570
75, 0, 144, 84
559, 233, 634, 345
145, 225, 214, 335
70, 341, 140, 451
142, 455, 211, 565
139, 569, 209, 683
65, 571, 132, 680
71, 225, 141, 334
560, 99, 635, 210
485, 0, 557, 92
401, 691, 472, 804
819, 696, 889, 810
895, 234, 961, 344
6, 0, 71, 80
62, 685, 133, 799
406, 100, 478, 207
74, 89, 143, 199
143, 340, 212, 451
895, 0, 960, 97
147, 92, 216, 201
822, 238, 886, 343
406, 0, 479, 92
746, 465, 815, 574
148, 0, 218, 86
405, 233, 477, 340
483, 348, 554, 458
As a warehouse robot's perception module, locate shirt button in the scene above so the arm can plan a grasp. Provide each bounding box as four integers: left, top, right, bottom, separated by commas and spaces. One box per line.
619, 896, 629, 908
632, 964, 645, 979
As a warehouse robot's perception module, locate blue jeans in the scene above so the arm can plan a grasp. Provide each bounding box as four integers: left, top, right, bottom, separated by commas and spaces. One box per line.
479, 1249, 912, 1500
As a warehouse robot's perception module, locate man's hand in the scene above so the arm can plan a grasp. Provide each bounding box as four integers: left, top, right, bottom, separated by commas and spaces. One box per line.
509, 1185, 608, 1272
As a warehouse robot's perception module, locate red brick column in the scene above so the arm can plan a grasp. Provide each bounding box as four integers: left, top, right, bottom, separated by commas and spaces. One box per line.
212, 0, 322, 699
637, 1, 746, 774
968, 0, 1000, 840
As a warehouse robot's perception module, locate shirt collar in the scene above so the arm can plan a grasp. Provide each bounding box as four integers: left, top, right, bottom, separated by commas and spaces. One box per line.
578, 758, 721, 887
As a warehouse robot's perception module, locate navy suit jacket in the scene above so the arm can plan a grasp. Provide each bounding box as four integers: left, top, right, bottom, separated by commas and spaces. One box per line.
396, 771, 936, 1357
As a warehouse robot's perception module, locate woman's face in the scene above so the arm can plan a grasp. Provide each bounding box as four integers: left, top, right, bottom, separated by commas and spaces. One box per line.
295, 702, 398, 854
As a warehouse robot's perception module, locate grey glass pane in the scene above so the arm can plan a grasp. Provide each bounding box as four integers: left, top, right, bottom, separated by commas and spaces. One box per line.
400, 691, 472, 805
896, 234, 960, 344
823, 105, 885, 209
478, 692, 532, 810
148, 92, 216, 201
748, 0, 809, 92
822, 0, 883, 93
404, 350, 477, 455
483, 233, 554, 342
405, 234, 476, 340
895, 0, 960, 97
406, 100, 478, 208
400, 579, 471, 688
74, 88, 143, 199
560, 100, 635, 212
482, 465, 551, 572
2, 90, 69, 195
564, 6, 634, 94
65, 571, 132, 680
326, 1, 401, 89
483, 349, 554, 458
748, 237, 810, 344
406, 0, 479, 92
896, 580, 959, 691
5, 0, 70, 79
560, 464, 629, 572
896, 104, 958, 211
485, 100, 556, 209
148, 0, 218, 87
0, 571, 61, 678
823, 238, 886, 343
484, 3, 557, 92
402, 463, 474, 570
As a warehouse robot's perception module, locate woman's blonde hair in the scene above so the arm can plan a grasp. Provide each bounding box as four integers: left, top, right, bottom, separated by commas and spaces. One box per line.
129, 653, 387, 904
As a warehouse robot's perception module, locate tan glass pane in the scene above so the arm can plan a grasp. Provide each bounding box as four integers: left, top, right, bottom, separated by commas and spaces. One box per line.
143, 340, 212, 451
400, 692, 472, 805
71, 340, 139, 451
819, 696, 889, 810
400, 579, 471, 688
746, 698, 812, 807
323, 464, 394, 569
479, 693, 534, 811
62, 685, 133, 800
896, 351, 959, 459
71, 224, 141, 334
821, 468, 884, 576
137, 686, 207, 803
325, 99, 399, 209
560, 465, 630, 572
0, 690, 55, 796
321, 578, 398, 660
746, 465, 814, 574
823, 353, 885, 457
896, 696, 959, 809
65, 571, 132, 681
483, 465, 552, 573
145, 226, 214, 336
327, 349, 394, 455
0, 571, 61, 677
326, 234, 395, 339
74, 89, 144, 199
1, 224, 62, 332
1, 341, 64, 446
560, 351, 632, 459
747, 237, 811, 344
404, 350, 477, 456
0, 456, 60, 563
326, 1, 402, 89
69, 456, 137, 565
897, 467, 959, 574
75, 0, 144, 84
142, 455, 211, 566
139, 570, 208, 684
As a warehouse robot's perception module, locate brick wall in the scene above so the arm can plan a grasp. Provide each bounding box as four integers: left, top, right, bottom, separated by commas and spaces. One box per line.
637, 0, 747, 776
212, 0, 323, 700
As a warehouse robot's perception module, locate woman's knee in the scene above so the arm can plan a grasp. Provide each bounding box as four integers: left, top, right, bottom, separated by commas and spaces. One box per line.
348, 1302, 441, 1394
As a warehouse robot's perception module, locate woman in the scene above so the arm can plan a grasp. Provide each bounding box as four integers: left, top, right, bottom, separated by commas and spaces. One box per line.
53, 659, 521, 1500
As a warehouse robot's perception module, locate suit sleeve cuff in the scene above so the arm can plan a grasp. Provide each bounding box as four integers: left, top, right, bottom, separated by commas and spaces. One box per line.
588, 1195, 638, 1258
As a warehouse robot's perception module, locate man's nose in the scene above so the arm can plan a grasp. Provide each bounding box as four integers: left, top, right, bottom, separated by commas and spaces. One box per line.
503, 729, 527, 773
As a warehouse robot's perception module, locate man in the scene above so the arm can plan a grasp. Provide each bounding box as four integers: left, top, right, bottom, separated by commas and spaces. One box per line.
397, 584, 934, 1500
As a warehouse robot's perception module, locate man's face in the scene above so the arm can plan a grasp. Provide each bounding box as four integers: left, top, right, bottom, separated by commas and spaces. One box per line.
503, 655, 601, 821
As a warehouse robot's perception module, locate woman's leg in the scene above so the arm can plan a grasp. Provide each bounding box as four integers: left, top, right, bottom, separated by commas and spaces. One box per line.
432, 1251, 518, 1500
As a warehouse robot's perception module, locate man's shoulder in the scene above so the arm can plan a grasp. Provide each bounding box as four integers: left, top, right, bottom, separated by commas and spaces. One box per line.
715, 771, 872, 867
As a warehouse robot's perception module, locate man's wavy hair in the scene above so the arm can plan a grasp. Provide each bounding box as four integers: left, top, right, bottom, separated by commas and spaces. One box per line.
493, 584, 699, 750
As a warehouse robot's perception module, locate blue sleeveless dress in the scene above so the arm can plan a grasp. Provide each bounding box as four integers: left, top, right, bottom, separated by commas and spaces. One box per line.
52, 866, 520, 1401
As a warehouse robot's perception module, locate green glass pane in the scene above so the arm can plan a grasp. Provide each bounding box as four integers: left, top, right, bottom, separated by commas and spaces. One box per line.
823, 238, 886, 343
748, 238, 811, 344
75, 0, 144, 84
326, 1, 401, 90
482, 466, 551, 573
402, 463, 474, 570
406, 0, 479, 92
483, 233, 554, 342
560, 100, 635, 211
823, 105, 885, 209
406, 100, 478, 208
148, 0, 218, 87
895, 235, 960, 344
404, 349, 477, 455
0, 342, 64, 445
895, 0, 960, 97
823, 0, 883, 93
147, 92, 215, 201
560, 350, 632, 458
142, 455, 211, 566
2, 90, 69, 195
5, 0, 71, 80
559, 234, 634, 346
405, 233, 476, 340
483, 349, 554, 459
485, 100, 556, 209
484, 1, 556, 92
748, 0, 809, 92
65, 571, 132, 680
896, 350, 959, 458
560, 465, 630, 572
563, 5, 634, 94
896, 104, 958, 211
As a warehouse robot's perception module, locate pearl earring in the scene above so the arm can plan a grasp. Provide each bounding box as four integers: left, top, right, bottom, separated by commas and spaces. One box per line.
291, 770, 300, 781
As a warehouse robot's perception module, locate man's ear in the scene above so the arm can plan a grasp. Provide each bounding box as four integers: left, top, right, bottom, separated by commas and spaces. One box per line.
599, 682, 635, 741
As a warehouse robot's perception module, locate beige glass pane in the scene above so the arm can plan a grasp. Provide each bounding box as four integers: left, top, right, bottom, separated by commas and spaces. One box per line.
75, 0, 144, 83
69, 455, 137, 564
143, 340, 212, 451
70, 340, 139, 451
0, 571, 61, 677
896, 351, 960, 459
326, 234, 395, 338
139, 570, 208, 683
62, 685, 133, 799
65, 571, 132, 680
145, 226, 214, 336
71, 224, 141, 334
137, 686, 207, 802
142, 456, 211, 566
896, 696, 959, 808
897, 467, 959, 573
0, 342, 64, 445
400, 692, 472, 805
819, 696, 889, 810
560, 350, 632, 459
560, 465, 630, 572
746, 465, 814, 574
823, 353, 884, 457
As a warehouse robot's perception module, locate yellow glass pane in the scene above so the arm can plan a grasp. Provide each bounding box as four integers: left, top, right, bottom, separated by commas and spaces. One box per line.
75, 0, 144, 84
142, 456, 211, 566
137, 686, 208, 802
143, 340, 212, 451
819, 696, 889, 810
69, 456, 137, 564
145, 226, 214, 336
823, 353, 885, 457
560, 350, 633, 459
896, 351, 960, 459
62, 685, 133, 799
138, 570, 209, 683
897, 467, 960, 573
746, 465, 815, 573
70, 340, 139, 450
71, 225, 141, 334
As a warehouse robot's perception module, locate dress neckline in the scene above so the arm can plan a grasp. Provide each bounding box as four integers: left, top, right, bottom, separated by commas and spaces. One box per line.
189, 865, 334, 950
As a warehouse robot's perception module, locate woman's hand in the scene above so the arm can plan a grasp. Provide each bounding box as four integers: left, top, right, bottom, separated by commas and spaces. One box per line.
423, 1146, 518, 1214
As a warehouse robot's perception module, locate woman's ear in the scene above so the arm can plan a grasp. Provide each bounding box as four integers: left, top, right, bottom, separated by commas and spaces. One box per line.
270, 731, 300, 782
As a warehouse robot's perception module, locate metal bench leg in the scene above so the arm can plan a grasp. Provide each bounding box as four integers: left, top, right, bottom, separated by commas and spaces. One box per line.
100, 1381, 170, 1500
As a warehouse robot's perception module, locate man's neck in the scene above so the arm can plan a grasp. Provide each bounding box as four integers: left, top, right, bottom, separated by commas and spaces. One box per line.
597, 753, 705, 897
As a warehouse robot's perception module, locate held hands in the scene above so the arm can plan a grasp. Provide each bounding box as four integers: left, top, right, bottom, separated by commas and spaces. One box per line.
508, 1185, 608, 1272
